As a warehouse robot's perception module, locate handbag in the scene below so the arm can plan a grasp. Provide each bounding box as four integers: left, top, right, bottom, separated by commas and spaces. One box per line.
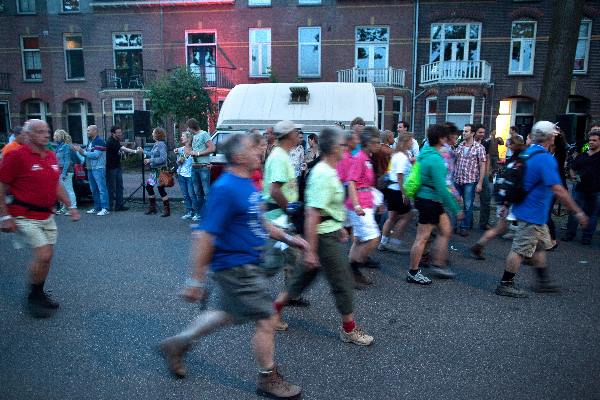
74, 163, 86, 180
158, 170, 175, 187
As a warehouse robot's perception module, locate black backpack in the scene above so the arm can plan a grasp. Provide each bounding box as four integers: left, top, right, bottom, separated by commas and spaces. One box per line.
494, 149, 545, 205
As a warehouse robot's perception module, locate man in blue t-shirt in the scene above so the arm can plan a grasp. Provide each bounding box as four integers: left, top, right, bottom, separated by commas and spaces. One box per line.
496, 121, 588, 298
159, 134, 308, 399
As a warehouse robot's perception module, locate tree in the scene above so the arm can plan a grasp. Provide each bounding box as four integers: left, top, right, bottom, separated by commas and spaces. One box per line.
146, 67, 212, 131
537, 0, 585, 121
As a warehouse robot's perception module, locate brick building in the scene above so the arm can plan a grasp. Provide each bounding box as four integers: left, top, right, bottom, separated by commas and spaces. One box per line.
0, 0, 597, 149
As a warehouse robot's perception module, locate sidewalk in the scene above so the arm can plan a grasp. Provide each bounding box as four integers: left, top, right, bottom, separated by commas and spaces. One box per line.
123, 171, 183, 200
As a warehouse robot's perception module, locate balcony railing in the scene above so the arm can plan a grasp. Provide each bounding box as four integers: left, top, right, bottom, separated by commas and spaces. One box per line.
420, 60, 491, 85
0, 73, 11, 91
336, 67, 406, 88
166, 66, 237, 90
100, 69, 158, 90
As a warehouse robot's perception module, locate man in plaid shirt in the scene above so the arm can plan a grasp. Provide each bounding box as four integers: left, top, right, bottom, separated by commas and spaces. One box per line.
453, 124, 486, 236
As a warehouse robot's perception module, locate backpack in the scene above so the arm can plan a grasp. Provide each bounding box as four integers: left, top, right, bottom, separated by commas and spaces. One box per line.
403, 161, 423, 198
494, 149, 545, 205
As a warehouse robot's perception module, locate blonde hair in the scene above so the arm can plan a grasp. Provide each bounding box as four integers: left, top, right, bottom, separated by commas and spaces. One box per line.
395, 133, 412, 153
54, 129, 72, 144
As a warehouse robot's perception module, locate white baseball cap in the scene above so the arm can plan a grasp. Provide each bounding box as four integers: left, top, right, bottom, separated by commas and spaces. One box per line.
273, 120, 303, 138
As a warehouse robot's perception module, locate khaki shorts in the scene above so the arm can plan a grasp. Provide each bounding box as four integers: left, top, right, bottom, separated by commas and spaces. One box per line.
511, 221, 552, 258
13, 216, 58, 249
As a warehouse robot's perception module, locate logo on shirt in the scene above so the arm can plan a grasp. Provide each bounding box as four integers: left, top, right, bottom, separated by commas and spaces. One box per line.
31, 164, 42, 171
248, 191, 268, 240
51, 164, 59, 172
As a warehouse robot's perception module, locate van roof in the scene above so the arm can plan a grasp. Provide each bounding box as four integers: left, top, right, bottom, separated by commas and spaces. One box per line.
216, 82, 378, 132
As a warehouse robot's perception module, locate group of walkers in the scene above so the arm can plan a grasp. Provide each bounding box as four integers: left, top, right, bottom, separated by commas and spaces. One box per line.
1, 115, 598, 399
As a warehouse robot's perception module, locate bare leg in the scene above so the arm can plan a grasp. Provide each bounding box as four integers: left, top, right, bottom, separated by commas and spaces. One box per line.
381, 212, 399, 238
354, 237, 380, 263
253, 316, 276, 370
409, 224, 434, 270
430, 214, 451, 267
530, 249, 546, 269
477, 218, 508, 246
29, 245, 53, 284
505, 251, 523, 274
176, 311, 233, 342
391, 212, 413, 240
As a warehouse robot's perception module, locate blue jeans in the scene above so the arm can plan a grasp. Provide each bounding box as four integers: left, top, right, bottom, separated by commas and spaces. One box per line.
88, 168, 109, 210
178, 175, 200, 215
456, 182, 476, 230
566, 190, 600, 241
192, 167, 211, 211
106, 167, 124, 210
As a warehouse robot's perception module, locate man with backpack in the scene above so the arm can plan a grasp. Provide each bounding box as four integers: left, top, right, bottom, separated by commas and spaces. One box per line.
495, 121, 588, 298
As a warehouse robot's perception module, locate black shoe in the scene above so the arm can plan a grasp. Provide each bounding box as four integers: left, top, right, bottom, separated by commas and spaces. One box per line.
27, 292, 59, 318
363, 257, 380, 269
470, 243, 486, 260
495, 281, 528, 298
353, 270, 373, 288
534, 279, 560, 293
287, 297, 310, 307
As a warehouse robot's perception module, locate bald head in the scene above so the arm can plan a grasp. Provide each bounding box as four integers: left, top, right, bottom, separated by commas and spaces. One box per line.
87, 125, 98, 139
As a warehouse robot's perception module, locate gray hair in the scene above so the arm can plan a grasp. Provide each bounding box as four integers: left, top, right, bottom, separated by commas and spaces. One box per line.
360, 126, 380, 147
220, 133, 249, 165
319, 128, 343, 156
23, 119, 46, 133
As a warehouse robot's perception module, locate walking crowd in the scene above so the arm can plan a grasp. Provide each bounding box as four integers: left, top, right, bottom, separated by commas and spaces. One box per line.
1, 115, 598, 399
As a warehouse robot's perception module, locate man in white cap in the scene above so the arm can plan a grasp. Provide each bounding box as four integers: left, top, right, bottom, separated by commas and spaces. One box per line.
496, 121, 588, 298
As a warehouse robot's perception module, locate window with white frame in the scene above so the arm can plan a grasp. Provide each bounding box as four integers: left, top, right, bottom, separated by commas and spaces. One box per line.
298, 27, 321, 77
249, 28, 271, 77
429, 23, 481, 63
143, 99, 152, 111
113, 99, 134, 139
377, 96, 385, 130
25, 100, 52, 131
574, 20, 592, 74
299, 0, 321, 4
186, 31, 217, 82
64, 34, 85, 80
21, 36, 42, 81
248, 0, 270, 6
113, 33, 143, 88
17, 0, 35, 14
446, 97, 473, 128
509, 21, 536, 74
62, 0, 80, 12
425, 97, 437, 130
392, 97, 403, 132
355, 26, 389, 71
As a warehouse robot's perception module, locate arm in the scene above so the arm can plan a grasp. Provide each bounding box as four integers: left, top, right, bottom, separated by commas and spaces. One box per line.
269, 182, 289, 210
302, 208, 321, 269
476, 148, 486, 192
149, 142, 167, 166
552, 184, 588, 227
0, 182, 16, 232
265, 221, 308, 250
182, 230, 215, 302
192, 139, 215, 157
347, 181, 364, 216
431, 162, 460, 216
59, 147, 70, 180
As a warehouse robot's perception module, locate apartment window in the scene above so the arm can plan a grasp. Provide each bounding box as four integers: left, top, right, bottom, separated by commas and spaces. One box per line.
186, 31, 217, 83
574, 20, 592, 74
248, 0, 270, 6
143, 99, 152, 111
113, 99, 134, 139
510, 21, 536, 74
299, 0, 321, 4
64, 34, 84, 80
249, 28, 271, 77
355, 26, 389, 71
446, 97, 473, 128
425, 97, 437, 130
392, 97, 403, 132
113, 33, 143, 89
298, 27, 321, 77
566, 98, 589, 115
17, 0, 35, 14
62, 0, 80, 12
21, 36, 42, 81
430, 23, 481, 63
377, 96, 385, 130
25, 100, 52, 131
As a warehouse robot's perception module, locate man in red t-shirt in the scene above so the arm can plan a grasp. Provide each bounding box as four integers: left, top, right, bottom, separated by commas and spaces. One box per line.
0, 119, 80, 318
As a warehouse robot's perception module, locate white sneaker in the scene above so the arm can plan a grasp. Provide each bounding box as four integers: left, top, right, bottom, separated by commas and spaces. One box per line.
406, 269, 432, 285
96, 209, 110, 216
86, 209, 98, 214
191, 214, 201, 222
181, 212, 193, 220
340, 326, 374, 346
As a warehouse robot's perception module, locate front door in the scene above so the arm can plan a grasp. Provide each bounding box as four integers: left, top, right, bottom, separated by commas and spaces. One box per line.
67, 101, 89, 145
0, 102, 10, 142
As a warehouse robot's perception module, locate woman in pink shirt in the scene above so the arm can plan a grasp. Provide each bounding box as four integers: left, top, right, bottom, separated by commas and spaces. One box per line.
346, 127, 382, 287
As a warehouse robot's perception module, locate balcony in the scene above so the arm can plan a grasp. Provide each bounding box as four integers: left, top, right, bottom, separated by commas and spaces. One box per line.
420, 60, 491, 86
166, 66, 237, 90
0, 73, 11, 91
100, 69, 158, 90
336, 67, 406, 88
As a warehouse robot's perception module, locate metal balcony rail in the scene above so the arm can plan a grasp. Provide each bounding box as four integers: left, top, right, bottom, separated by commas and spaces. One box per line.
100, 69, 158, 90
336, 67, 406, 87
420, 60, 491, 85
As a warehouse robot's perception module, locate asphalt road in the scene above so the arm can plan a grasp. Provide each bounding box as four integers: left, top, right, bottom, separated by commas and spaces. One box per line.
1, 204, 599, 400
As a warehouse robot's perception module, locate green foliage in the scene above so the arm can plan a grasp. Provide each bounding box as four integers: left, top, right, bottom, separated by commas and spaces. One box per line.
146, 67, 212, 130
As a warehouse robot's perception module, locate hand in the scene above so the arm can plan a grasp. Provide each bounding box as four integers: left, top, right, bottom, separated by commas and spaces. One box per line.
143, 159, 150, 165
498, 206, 508, 218
71, 144, 81, 152
136, 147, 143, 154
289, 235, 309, 251
354, 206, 365, 216
1, 218, 17, 233
456, 211, 465, 221
476, 183, 482, 193
173, 148, 179, 154
576, 212, 589, 228
181, 286, 208, 303
69, 209, 81, 222
338, 228, 349, 243
304, 251, 320, 269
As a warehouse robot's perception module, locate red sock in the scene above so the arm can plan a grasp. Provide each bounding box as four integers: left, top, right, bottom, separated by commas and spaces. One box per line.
342, 320, 356, 333
273, 301, 284, 314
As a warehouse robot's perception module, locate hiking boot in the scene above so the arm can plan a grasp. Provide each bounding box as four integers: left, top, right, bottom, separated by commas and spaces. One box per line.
161, 199, 171, 217
256, 366, 302, 399
534, 279, 560, 293
274, 317, 289, 332
470, 243, 486, 260
27, 292, 59, 318
406, 269, 432, 285
287, 297, 310, 307
379, 242, 411, 254
353, 270, 373, 287
340, 326, 374, 346
495, 281, 528, 298
429, 266, 456, 279
159, 336, 190, 378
